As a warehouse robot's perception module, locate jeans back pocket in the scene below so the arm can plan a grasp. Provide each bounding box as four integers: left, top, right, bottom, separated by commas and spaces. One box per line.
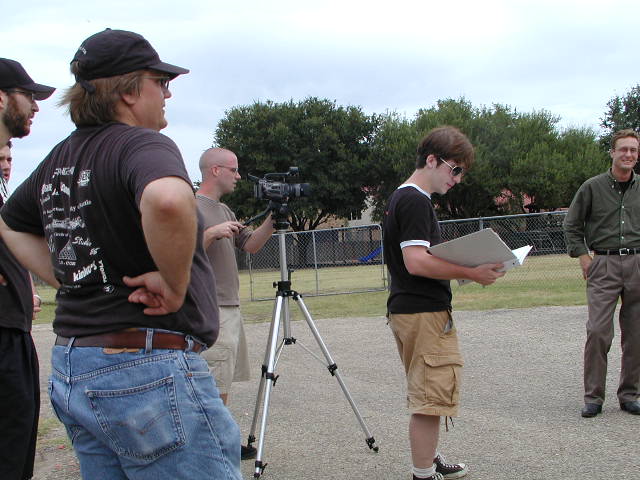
87, 375, 185, 461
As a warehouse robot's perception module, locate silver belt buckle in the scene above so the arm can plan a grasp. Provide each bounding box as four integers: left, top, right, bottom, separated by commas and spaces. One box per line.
619, 248, 630, 255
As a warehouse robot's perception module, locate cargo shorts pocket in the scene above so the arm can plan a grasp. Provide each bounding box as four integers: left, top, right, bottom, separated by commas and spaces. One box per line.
87, 375, 185, 460
423, 354, 464, 407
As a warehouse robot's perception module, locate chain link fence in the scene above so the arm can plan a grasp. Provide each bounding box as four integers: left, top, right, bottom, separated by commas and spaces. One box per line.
242, 224, 386, 300
242, 211, 581, 301
439, 211, 579, 286
439, 211, 567, 255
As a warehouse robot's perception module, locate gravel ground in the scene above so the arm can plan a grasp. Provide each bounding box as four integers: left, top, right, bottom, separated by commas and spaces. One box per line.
31, 305, 639, 480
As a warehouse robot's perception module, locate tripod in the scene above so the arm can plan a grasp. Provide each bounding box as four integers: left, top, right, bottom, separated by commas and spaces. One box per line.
245, 208, 379, 479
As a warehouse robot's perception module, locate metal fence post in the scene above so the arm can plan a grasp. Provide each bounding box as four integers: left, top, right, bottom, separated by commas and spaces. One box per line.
248, 252, 255, 301
312, 230, 319, 295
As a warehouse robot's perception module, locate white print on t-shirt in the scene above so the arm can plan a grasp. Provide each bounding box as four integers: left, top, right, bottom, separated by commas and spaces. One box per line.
69, 217, 85, 230
98, 260, 108, 283
58, 239, 77, 261
72, 236, 91, 247
78, 170, 91, 187
52, 166, 75, 177
40, 167, 110, 287
72, 261, 97, 282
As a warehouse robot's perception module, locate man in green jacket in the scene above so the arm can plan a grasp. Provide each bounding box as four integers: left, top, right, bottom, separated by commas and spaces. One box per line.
564, 128, 640, 417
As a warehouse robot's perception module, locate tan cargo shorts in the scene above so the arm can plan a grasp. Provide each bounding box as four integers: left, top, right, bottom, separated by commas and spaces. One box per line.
388, 310, 463, 417
202, 306, 250, 395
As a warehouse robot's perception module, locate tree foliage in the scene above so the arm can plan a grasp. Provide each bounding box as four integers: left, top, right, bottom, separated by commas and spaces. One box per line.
369, 98, 606, 221
211, 96, 608, 229
213, 97, 380, 231
600, 84, 640, 150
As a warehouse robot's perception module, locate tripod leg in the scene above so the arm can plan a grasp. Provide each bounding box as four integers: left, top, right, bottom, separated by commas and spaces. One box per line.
293, 294, 379, 452
246, 304, 280, 449
252, 295, 285, 478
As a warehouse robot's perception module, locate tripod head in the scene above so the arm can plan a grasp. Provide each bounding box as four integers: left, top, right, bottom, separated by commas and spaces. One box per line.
267, 200, 291, 231
243, 200, 290, 231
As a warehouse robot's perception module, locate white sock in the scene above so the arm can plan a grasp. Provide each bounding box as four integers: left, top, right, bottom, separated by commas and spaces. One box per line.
412, 464, 436, 478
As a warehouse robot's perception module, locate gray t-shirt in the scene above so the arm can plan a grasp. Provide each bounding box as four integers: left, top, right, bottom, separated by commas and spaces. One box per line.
196, 194, 252, 306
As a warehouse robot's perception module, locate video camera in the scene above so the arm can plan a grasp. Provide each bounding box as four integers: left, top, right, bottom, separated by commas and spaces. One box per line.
248, 167, 311, 203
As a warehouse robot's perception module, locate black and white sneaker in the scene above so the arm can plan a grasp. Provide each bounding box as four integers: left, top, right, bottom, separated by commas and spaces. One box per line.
434, 454, 468, 479
413, 473, 444, 480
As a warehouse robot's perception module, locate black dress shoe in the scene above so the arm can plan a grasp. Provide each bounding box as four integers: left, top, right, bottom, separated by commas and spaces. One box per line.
581, 403, 602, 417
620, 401, 640, 415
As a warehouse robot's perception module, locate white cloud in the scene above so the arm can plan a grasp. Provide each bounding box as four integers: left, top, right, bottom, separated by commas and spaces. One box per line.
3, 0, 640, 187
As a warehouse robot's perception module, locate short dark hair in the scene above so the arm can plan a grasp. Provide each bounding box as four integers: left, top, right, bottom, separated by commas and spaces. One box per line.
416, 126, 475, 170
58, 62, 143, 127
5, 140, 12, 148
611, 129, 640, 150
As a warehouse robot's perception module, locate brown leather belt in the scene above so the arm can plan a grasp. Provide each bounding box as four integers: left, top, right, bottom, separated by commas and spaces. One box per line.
55, 330, 204, 353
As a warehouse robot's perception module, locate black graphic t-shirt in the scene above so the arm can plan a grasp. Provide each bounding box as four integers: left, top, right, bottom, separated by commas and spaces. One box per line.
382, 184, 452, 313
1, 123, 219, 345
0, 196, 33, 332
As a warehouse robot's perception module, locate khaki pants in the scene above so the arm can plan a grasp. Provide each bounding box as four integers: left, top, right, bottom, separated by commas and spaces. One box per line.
585, 254, 640, 404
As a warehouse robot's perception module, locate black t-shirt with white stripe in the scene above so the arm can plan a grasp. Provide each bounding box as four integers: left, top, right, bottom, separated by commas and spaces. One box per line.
382, 184, 451, 314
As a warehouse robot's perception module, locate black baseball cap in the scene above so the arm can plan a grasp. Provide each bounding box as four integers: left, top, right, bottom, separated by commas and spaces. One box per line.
72, 28, 189, 81
0, 58, 55, 101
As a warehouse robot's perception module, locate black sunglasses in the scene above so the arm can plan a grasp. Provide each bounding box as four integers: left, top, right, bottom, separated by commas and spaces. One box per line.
439, 158, 464, 177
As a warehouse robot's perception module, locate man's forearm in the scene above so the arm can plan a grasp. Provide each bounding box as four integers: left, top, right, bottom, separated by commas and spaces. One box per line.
243, 214, 275, 254
0, 217, 59, 287
563, 216, 588, 257
140, 177, 197, 298
563, 189, 590, 257
404, 248, 477, 280
401, 246, 504, 285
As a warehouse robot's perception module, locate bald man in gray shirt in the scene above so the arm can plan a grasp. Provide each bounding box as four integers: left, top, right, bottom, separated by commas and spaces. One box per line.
196, 147, 274, 459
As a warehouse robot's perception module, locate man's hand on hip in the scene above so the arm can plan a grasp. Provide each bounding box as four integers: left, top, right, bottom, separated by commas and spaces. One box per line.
123, 272, 186, 315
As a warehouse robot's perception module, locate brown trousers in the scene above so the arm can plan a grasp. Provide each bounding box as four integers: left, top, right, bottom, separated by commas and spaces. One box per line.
585, 254, 640, 404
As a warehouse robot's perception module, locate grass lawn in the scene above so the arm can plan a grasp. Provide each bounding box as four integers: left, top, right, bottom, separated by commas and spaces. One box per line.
33, 254, 587, 325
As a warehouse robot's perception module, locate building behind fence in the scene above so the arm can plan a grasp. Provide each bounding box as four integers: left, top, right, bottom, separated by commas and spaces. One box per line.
244, 211, 574, 301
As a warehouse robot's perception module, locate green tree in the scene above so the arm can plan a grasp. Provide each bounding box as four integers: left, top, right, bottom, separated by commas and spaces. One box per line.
370, 98, 573, 219
214, 97, 380, 231
367, 112, 417, 220
508, 127, 607, 212
600, 84, 640, 150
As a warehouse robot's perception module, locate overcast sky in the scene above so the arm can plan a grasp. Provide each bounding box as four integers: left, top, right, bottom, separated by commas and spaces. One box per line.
3, 0, 639, 188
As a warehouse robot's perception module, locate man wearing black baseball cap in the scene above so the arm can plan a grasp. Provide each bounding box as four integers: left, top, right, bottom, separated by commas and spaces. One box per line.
0, 59, 53, 480
0, 29, 241, 479
0, 58, 55, 144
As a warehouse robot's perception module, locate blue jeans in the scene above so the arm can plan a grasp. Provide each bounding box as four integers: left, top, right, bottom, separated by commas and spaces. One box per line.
48, 337, 241, 479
